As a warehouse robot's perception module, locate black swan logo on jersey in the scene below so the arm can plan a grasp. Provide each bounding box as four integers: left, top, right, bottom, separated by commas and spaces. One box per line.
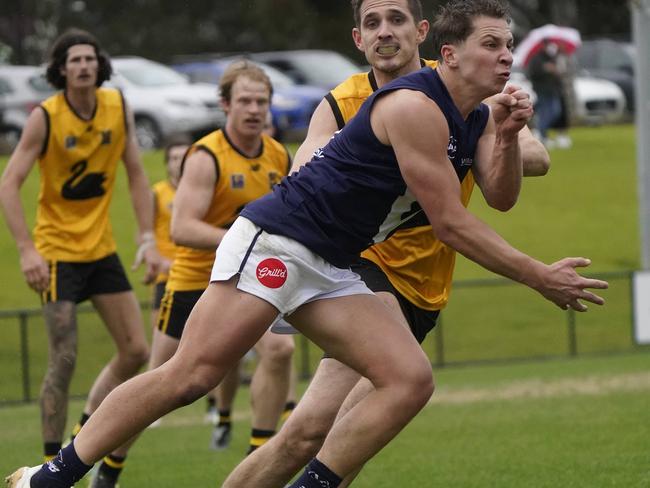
61, 160, 107, 200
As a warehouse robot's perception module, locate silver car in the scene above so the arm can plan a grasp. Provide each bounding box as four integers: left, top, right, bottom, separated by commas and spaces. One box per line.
0, 65, 54, 151
108, 56, 226, 149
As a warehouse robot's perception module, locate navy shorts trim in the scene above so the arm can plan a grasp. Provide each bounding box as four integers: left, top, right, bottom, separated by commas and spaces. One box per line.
351, 258, 439, 344
42, 253, 132, 304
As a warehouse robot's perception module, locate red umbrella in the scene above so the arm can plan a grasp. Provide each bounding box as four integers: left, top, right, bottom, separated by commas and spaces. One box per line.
513, 24, 582, 67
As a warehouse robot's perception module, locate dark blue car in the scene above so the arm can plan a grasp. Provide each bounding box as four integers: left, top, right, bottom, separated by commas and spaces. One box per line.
172, 58, 327, 142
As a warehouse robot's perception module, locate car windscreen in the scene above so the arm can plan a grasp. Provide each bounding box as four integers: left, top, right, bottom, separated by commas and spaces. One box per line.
116, 61, 189, 87
284, 52, 360, 86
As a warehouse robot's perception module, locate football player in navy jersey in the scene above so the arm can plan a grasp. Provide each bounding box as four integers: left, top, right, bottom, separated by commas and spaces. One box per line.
7, 2, 608, 488
222, 0, 550, 485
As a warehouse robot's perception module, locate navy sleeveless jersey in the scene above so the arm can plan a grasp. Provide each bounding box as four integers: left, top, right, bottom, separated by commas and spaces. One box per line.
241, 67, 490, 268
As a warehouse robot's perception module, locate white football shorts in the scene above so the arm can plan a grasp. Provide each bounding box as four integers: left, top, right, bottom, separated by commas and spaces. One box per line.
210, 217, 373, 317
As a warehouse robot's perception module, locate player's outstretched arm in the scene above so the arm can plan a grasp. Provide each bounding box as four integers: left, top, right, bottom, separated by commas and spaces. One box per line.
0, 107, 49, 292
518, 125, 550, 176
291, 98, 340, 172
375, 90, 607, 311
170, 149, 226, 249
122, 104, 162, 283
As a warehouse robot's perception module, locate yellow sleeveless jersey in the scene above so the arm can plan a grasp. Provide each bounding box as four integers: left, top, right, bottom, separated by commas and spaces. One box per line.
152, 179, 177, 283
33, 88, 127, 261
167, 129, 291, 291
327, 60, 475, 311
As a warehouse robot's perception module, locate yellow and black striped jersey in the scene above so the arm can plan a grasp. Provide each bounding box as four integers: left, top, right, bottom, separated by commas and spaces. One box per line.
152, 179, 177, 283
33, 88, 127, 261
167, 129, 291, 291
327, 60, 475, 311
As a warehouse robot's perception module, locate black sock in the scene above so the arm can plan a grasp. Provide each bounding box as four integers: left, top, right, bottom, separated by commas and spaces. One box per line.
44, 442, 62, 461
281, 401, 297, 421
98, 454, 126, 482
217, 409, 231, 426
288, 458, 342, 488
206, 396, 216, 409
32, 441, 93, 487
70, 412, 90, 440
247, 428, 275, 454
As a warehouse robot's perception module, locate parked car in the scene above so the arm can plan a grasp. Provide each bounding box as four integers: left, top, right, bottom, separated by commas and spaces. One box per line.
247, 50, 362, 90
0, 65, 54, 151
172, 57, 326, 142
575, 39, 635, 113
107, 57, 226, 149
572, 75, 626, 125
511, 66, 625, 126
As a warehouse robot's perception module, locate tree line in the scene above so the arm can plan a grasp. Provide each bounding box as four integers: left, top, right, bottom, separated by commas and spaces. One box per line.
0, 0, 631, 65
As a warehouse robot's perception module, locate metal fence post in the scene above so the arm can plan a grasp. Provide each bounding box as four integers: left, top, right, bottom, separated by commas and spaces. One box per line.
567, 309, 577, 357
19, 312, 31, 402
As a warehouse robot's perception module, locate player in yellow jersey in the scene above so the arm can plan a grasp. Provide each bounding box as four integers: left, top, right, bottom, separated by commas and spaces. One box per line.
150, 138, 189, 329
88, 60, 294, 488
0, 29, 160, 464
222, 1, 551, 486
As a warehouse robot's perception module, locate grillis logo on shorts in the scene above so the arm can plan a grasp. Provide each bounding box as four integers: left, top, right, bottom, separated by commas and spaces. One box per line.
256, 258, 288, 288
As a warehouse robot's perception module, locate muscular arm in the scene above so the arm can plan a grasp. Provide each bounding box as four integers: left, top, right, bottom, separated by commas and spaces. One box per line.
473, 86, 538, 211
473, 90, 550, 211
123, 106, 155, 238
519, 125, 550, 176
170, 150, 226, 249
0, 108, 50, 291
372, 90, 607, 311
291, 98, 340, 172
122, 105, 161, 282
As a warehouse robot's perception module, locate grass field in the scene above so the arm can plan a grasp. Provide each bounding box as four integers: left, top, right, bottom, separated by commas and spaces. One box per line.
0, 124, 641, 307
0, 125, 649, 486
0, 125, 648, 404
0, 352, 648, 487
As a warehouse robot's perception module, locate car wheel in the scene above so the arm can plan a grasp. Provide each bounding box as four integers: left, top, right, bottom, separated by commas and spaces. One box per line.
135, 116, 161, 150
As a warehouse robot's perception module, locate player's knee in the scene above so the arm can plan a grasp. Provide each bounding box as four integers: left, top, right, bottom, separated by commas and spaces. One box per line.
172, 364, 219, 407
281, 419, 327, 461
118, 341, 150, 369
261, 336, 295, 364
393, 354, 434, 409
49, 349, 77, 381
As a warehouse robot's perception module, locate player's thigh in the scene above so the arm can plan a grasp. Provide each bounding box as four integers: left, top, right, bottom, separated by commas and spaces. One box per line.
42, 301, 78, 351
171, 279, 280, 376
90, 290, 147, 351
289, 293, 430, 388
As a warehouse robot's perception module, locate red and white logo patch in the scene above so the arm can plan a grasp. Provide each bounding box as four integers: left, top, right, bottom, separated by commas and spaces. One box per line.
256, 258, 288, 288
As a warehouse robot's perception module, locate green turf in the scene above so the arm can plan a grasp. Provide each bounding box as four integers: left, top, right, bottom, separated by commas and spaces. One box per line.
0, 126, 648, 404
0, 352, 648, 487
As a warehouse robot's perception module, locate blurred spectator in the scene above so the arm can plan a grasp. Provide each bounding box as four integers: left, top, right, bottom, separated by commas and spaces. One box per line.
550, 44, 576, 149
528, 39, 564, 147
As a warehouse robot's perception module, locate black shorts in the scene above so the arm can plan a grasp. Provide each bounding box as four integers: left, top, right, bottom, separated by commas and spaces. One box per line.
42, 253, 132, 304
156, 288, 203, 339
152, 281, 167, 310
351, 258, 439, 344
